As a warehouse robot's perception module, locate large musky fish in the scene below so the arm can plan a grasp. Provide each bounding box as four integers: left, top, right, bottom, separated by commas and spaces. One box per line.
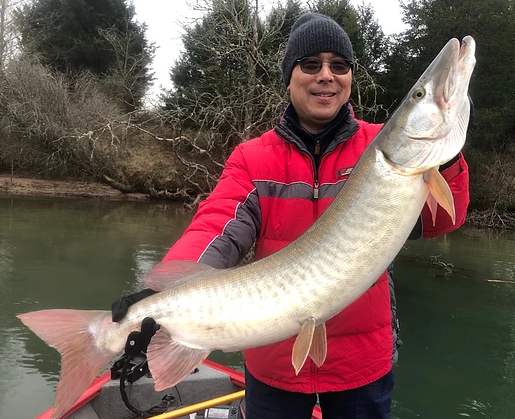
18, 36, 476, 419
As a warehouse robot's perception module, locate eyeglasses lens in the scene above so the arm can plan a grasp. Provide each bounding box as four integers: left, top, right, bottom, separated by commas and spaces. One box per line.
299, 58, 351, 75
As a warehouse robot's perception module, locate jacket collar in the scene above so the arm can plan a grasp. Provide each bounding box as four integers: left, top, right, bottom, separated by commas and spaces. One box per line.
274, 102, 359, 156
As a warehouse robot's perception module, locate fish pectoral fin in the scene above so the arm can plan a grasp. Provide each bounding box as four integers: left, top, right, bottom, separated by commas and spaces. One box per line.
309, 322, 327, 367
425, 193, 438, 226
291, 317, 316, 375
147, 326, 210, 391
423, 168, 456, 225
142, 260, 216, 291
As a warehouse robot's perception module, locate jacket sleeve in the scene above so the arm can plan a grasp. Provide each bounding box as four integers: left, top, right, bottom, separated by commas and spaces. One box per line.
421, 152, 470, 238
162, 144, 261, 268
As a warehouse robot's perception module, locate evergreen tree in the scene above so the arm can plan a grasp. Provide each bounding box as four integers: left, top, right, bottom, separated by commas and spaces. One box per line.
163, 0, 304, 154
384, 0, 515, 149
17, 0, 154, 110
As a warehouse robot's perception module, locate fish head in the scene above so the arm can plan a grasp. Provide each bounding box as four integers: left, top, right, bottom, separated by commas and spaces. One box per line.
382, 36, 476, 174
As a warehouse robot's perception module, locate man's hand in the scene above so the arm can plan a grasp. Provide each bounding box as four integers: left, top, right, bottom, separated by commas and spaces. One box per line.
111, 288, 157, 322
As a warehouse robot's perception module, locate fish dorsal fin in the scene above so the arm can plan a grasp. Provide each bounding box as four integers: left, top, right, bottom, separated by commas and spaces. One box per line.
292, 317, 316, 375
142, 260, 215, 292
309, 322, 327, 367
147, 326, 210, 391
423, 168, 456, 225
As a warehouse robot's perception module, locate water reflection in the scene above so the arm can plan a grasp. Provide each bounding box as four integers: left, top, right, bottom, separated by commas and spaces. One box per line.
132, 245, 168, 290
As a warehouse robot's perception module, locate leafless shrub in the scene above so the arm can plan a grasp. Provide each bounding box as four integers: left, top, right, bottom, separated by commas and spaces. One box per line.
158, 1, 289, 199
0, 57, 127, 176
0, 56, 213, 200
465, 143, 515, 229
352, 61, 391, 121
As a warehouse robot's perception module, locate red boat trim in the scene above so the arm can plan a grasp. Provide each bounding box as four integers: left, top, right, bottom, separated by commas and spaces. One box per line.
202, 360, 245, 387
34, 360, 322, 419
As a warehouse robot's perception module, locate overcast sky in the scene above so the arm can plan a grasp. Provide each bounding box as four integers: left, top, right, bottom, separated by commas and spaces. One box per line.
131, 0, 406, 103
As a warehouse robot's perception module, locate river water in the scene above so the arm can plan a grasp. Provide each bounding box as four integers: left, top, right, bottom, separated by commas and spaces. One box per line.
0, 196, 514, 419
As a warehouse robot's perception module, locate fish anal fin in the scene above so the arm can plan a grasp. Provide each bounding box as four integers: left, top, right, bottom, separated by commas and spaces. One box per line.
147, 327, 210, 391
291, 317, 316, 375
17, 310, 116, 419
309, 322, 327, 367
424, 168, 456, 225
142, 260, 215, 292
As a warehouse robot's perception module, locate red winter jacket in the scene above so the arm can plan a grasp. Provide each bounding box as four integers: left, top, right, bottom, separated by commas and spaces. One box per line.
163, 109, 470, 393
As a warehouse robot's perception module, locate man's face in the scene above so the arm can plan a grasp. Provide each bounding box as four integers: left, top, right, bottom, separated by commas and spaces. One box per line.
288, 52, 352, 134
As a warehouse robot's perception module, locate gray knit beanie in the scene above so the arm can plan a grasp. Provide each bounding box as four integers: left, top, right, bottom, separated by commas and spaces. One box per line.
282, 13, 355, 88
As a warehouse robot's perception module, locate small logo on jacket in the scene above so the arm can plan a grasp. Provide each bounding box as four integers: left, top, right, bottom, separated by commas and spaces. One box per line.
337, 167, 353, 178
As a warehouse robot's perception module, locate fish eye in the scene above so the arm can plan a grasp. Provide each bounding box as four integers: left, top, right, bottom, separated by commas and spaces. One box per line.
412, 87, 426, 99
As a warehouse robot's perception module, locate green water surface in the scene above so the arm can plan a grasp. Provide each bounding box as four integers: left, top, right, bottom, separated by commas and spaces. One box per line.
0, 196, 514, 419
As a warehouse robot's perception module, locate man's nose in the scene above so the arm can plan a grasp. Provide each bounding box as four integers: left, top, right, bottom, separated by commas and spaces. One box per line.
317, 62, 334, 82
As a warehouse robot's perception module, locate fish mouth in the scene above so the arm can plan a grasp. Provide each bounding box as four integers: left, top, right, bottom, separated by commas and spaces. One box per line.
439, 36, 476, 106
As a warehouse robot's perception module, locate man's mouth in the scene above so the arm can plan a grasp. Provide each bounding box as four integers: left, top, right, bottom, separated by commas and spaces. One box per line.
312, 93, 336, 97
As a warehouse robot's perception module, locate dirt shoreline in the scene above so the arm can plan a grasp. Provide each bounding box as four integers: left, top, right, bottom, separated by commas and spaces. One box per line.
0, 174, 150, 201
3, 175, 515, 231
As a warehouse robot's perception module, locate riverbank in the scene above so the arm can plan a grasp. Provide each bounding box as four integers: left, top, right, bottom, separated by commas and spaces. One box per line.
0, 174, 149, 201
2, 174, 515, 230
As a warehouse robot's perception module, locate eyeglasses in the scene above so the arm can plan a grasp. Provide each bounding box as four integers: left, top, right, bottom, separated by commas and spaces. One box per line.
296, 57, 353, 76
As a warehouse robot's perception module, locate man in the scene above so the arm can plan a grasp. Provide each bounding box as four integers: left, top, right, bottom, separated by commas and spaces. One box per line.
112, 13, 469, 419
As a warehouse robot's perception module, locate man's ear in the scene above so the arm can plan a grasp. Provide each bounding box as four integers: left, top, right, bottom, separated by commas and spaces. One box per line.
287, 85, 291, 92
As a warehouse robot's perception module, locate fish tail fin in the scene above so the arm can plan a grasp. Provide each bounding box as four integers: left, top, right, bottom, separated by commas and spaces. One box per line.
17, 309, 116, 419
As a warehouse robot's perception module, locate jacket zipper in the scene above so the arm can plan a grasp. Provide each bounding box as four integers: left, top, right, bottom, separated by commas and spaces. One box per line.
290, 137, 338, 202
313, 141, 321, 199
312, 144, 337, 215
